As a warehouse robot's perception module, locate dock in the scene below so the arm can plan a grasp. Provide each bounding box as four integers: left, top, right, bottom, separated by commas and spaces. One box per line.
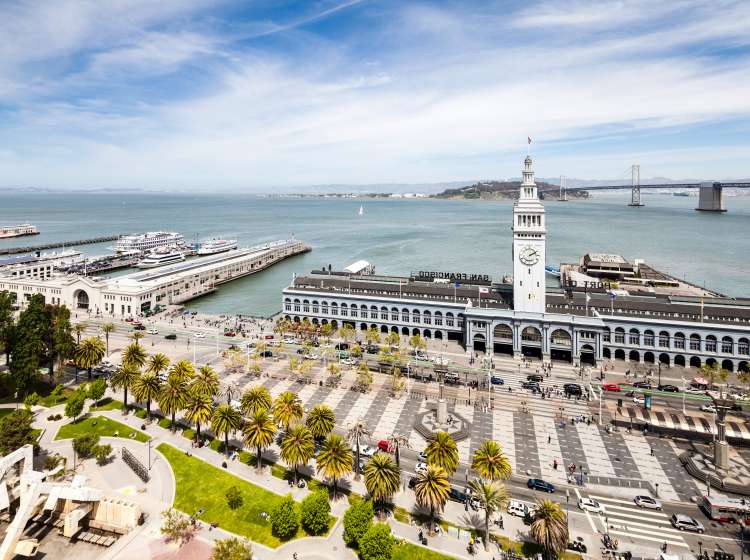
0, 235, 121, 255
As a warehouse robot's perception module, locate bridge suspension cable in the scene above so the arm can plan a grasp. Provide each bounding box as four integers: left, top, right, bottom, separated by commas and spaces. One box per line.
628, 164, 643, 207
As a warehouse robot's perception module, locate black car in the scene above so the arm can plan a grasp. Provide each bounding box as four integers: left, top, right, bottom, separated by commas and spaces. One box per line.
563, 383, 582, 395
527, 478, 555, 493
408, 476, 417, 489
260, 350, 273, 358
658, 384, 679, 392
448, 486, 470, 503
296, 348, 305, 354
522, 381, 540, 391
164, 333, 177, 340
133, 324, 146, 331
527, 374, 544, 383
632, 381, 652, 389
335, 342, 349, 351
366, 345, 379, 354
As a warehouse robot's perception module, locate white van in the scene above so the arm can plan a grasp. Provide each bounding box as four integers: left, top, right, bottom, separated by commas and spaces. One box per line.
507, 500, 529, 517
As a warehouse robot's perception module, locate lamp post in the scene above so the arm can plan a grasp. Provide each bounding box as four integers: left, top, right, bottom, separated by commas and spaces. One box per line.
598, 387, 603, 424
681, 376, 686, 415
658, 361, 662, 387
655, 482, 659, 498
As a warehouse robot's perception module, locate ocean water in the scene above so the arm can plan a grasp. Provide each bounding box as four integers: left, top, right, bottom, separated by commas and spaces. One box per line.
1, 191, 749, 316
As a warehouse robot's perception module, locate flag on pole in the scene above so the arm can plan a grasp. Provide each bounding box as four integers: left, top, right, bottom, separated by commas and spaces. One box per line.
609, 291, 616, 315
478, 287, 489, 294
528, 137, 532, 145
585, 292, 591, 316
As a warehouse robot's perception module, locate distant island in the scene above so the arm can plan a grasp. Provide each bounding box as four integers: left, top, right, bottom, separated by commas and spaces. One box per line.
432, 180, 589, 200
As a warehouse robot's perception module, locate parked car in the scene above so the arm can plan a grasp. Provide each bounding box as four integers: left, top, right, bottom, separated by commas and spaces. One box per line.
164, 333, 177, 340
700, 404, 717, 413
342, 358, 358, 366
224, 331, 236, 337
194, 332, 206, 338
634, 495, 662, 510
527, 374, 544, 383
444, 373, 460, 385
522, 381, 540, 391
632, 381, 652, 389
377, 440, 390, 452
658, 384, 679, 392
602, 383, 621, 392
577, 498, 604, 513
408, 476, 417, 489
133, 324, 146, 331
335, 342, 349, 351
671, 513, 704, 533
147, 328, 158, 335
633, 395, 645, 405
259, 350, 273, 358
415, 352, 430, 361
359, 445, 376, 458
366, 345, 379, 354
527, 478, 555, 493
415, 462, 428, 474
507, 500, 529, 517
491, 375, 505, 385
448, 486, 470, 503
417, 451, 427, 462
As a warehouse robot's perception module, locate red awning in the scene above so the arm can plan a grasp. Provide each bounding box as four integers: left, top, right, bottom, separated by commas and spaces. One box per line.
692, 377, 709, 385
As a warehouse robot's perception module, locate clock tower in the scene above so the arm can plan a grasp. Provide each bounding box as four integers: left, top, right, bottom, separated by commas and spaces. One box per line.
512, 155, 546, 313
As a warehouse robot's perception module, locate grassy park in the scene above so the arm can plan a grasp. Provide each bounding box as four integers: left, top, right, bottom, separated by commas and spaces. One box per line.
55, 415, 150, 442
392, 543, 457, 560
157, 443, 335, 547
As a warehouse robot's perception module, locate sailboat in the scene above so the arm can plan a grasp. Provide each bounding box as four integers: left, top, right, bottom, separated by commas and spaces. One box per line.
358, 204, 364, 216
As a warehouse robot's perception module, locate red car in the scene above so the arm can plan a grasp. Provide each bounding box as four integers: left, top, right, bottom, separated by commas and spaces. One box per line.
377, 440, 391, 453
224, 331, 236, 337
602, 383, 621, 392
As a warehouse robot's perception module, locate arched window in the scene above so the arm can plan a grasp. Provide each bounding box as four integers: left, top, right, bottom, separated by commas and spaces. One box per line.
603, 327, 611, 343
658, 331, 670, 348
628, 328, 640, 345
446, 312, 454, 327
705, 335, 717, 352
412, 310, 421, 324
391, 307, 399, 321
331, 302, 339, 316
401, 308, 409, 322
721, 336, 733, 354
350, 304, 358, 318
643, 330, 655, 347
423, 310, 432, 325
340, 303, 348, 317
312, 300, 319, 313
614, 327, 625, 344
739, 338, 749, 356
380, 306, 388, 320
434, 311, 443, 326
303, 299, 310, 313
673, 332, 685, 350
293, 298, 301, 312
689, 334, 701, 350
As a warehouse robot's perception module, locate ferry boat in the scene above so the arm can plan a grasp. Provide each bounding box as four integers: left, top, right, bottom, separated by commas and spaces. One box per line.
115, 231, 183, 253
0, 224, 39, 239
197, 239, 238, 255
136, 246, 186, 268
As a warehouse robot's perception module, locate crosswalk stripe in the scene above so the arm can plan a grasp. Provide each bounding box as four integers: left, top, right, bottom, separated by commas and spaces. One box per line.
604, 516, 685, 535
574, 488, 599, 534
589, 495, 641, 506
607, 529, 689, 548
600, 504, 668, 518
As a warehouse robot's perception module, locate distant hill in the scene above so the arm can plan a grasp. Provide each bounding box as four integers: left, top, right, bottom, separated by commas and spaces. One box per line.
433, 180, 589, 200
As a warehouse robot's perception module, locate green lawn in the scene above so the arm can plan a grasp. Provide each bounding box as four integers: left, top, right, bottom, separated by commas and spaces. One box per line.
0, 408, 15, 420
392, 542, 457, 560
89, 398, 124, 412
55, 415, 150, 442
158, 443, 335, 547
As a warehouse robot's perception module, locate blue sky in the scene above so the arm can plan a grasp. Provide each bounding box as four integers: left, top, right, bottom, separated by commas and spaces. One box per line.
1, 0, 750, 190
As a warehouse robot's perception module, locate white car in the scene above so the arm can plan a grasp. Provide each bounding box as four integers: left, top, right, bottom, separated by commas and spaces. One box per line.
418, 451, 427, 462
359, 445, 376, 458
304, 353, 319, 360
507, 500, 529, 517
700, 404, 717, 413
342, 358, 357, 366
415, 353, 430, 361
415, 462, 428, 474
147, 328, 158, 335
577, 497, 604, 513
634, 495, 662, 510
194, 332, 206, 338
633, 396, 645, 405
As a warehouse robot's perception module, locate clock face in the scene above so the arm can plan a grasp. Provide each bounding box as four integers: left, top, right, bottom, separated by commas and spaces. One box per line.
519, 245, 540, 266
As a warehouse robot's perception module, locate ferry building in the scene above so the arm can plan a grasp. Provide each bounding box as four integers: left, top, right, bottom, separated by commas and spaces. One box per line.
282, 156, 750, 373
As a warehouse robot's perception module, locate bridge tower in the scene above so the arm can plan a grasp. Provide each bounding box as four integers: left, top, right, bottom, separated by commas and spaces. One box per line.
628, 164, 644, 207
696, 182, 727, 212
558, 175, 568, 201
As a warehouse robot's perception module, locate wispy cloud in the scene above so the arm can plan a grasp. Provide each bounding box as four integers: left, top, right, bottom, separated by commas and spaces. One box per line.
1, 0, 749, 189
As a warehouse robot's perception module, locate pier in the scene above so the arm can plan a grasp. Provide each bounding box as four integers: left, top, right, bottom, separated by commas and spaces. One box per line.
0, 235, 121, 255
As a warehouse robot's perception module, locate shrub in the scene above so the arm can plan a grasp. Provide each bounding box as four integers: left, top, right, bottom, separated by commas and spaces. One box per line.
343, 498, 374, 547
44, 454, 63, 471
269, 494, 299, 540
134, 408, 147, 419
358, 523, 393, 560
160, 507, 195, 544
182, 428, 196, 440
209, 438, 226, 453
158, 418, 172, 430
88, 378, 106, 404
64, 391, 86, 420
211, 537, 252, 560
94, 443, 113, 465
225, 486, 243, 510
300, 491, 331, 536
73, 433, 100, 458
24, 392, 40, 408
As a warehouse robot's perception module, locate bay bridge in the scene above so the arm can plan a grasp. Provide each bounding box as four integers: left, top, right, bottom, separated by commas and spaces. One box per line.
557, 165, 750, 212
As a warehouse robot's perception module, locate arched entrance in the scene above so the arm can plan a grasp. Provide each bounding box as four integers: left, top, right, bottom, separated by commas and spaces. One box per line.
434, 330, 443, 340
493, 324, 513, 356
550, 329, 573, 363
674, 355, 685, 367
644, 352, 655, 364
423, 329, 432, 339
521, 326, 542, 359
659, 353, 670, 366
380, 325, 388, 333
402, 327, 410, 336
629, 350, 640, 362
614, 349, 626, 361
75, 289, 90, 310
580, 344, 595, 366
603, 348, 611, 359
473, 333, 486, 353
722, 359, 734, 372
690, 356, 701, 368
739, 361, 749, 373
706, 357, 717, 367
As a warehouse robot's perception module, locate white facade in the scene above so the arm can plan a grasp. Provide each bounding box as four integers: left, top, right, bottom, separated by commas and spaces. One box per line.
512, 155, 546, 313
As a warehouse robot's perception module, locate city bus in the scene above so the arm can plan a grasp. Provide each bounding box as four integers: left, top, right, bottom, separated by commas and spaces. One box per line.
699, 495, 750, 523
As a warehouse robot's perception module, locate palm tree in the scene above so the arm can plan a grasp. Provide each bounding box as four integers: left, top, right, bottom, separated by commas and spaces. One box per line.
131, 372, 162, 419
75, 336, 106, 379
472, 440, 512, 481
387, 434, 410, 469
469, 478, 510, 551
110, 364, 140, 409
280, 425, 314, 484
413, 465, 450, 532
158, 374, 188, 430
129, 331, 145, 347
101, 322, 116, 356
426, 431, 459, 476
272, 391, 303, 430
146, 352, 171, 378
241, 385, 272, 416
183, 390, 213, 439
700, 362, 729, 391
530, 499, 569, 559
73, 323, 86, 345
211, 404, 243, 456
364, 452, 400, 516
193, 364, 220, 398
306, 404, 335, 439
347, 419, 371, 480
121, 342, 147, 370
365, 327, 381, 346
316, 434, 352, 496
242, 410, 276, 471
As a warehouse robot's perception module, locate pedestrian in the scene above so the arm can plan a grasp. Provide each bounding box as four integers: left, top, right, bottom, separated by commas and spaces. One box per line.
548, 435, 551, 444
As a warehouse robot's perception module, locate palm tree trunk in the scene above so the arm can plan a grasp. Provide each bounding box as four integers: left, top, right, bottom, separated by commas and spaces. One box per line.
146, 399, 151, 419
105, 335, 109, 356
123, 387, 128, 409
88, 366, 92, 380
225, 434, 229, 456
196, 421, 201, 438
484, 513, 489, 551
171, 411, 176, 430
293, 466, 298, 485
257, 446, 263, 471
355, 440, 361, 480
395, 445, 400, 469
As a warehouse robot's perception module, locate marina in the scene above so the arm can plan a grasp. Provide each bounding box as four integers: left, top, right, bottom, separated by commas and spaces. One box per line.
0, 224, 38, 239
0, 234, 120, 255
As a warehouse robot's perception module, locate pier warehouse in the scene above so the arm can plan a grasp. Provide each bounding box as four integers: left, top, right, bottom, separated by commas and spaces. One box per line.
282, 157, 750, 373
1, 239, 309, 317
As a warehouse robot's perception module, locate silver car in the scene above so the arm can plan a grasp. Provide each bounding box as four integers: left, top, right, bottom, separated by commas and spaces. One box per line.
634, 495, 662, 510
